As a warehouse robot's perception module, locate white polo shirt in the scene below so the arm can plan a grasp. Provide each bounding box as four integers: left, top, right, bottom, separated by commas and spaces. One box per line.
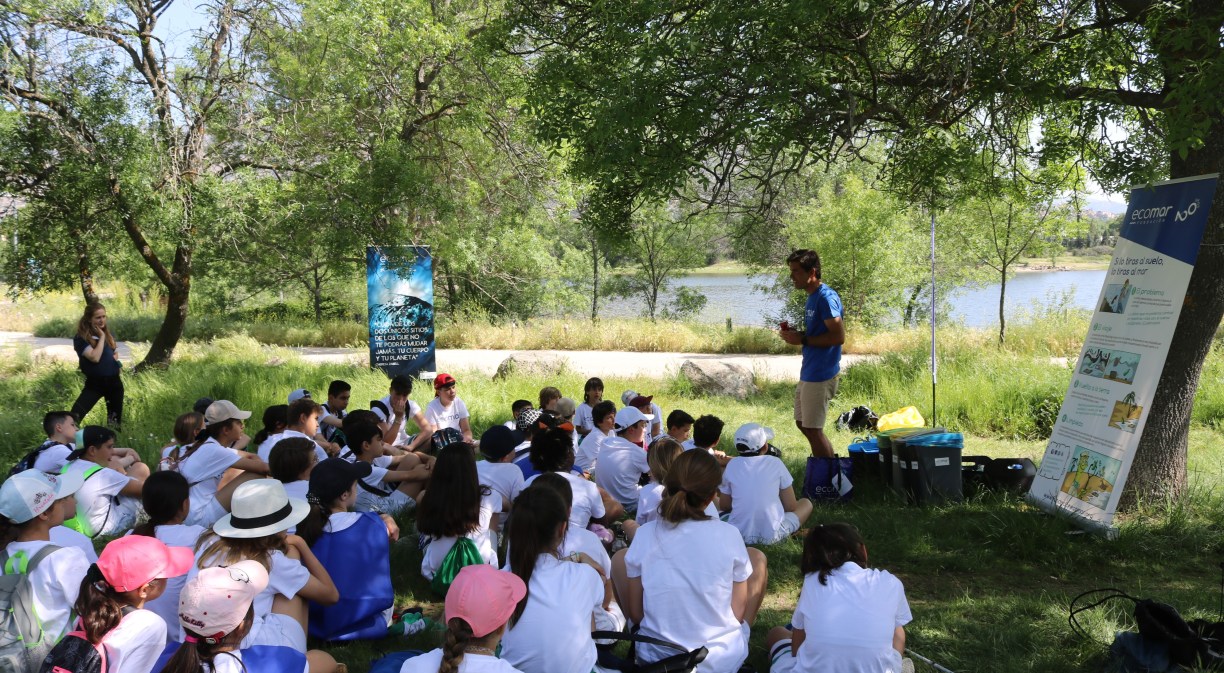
593, 436, 649, 509
790, 562, 912, 673
625, 518, 752, 673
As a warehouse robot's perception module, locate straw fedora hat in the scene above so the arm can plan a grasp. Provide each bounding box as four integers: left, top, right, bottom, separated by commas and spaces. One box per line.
211, 479, 309, 539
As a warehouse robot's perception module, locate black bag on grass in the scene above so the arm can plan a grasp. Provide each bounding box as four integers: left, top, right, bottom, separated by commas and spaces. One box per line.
835, 406, 878, 433
594, 630, 707, 673
1070, 588, 1224, 670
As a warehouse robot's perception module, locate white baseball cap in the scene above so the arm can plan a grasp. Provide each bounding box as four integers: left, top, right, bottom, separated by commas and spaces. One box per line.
734, 423, 775, 454
287, 388, 312, 404
0, 471, 85, 524
614, 406, 652, 432
204, 400, 252, 426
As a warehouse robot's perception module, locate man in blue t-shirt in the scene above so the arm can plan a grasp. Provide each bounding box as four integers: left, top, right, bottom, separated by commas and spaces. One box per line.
779, 249, 844, 457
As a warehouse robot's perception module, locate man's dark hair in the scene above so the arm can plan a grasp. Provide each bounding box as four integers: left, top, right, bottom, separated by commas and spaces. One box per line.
511, 399, 533, 415
287, 398, 322, 426
692, 414, 725, 448
666, 409, 694, 431
328, 380, 352, 397
591, 400, 616, 426
787, 249, 822, 278
389, 375, 413, 395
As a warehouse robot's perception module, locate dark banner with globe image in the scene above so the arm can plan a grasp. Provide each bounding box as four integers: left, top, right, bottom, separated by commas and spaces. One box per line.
367, 246, 436, 379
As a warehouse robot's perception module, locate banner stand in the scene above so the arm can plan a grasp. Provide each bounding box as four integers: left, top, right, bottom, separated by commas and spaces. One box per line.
366, 246, 437, 381
1027, 174, 1219, 535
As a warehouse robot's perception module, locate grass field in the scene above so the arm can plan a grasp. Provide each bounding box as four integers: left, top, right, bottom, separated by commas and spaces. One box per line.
3, 336, 1224, 672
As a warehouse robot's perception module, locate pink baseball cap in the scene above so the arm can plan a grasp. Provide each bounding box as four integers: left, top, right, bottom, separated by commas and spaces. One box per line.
444, 564, 526, 638
179, 560, 269, 641
97, 535, 194, 593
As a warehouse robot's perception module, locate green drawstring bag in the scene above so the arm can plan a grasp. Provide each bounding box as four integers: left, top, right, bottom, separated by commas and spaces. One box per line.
429, 537, 484, 596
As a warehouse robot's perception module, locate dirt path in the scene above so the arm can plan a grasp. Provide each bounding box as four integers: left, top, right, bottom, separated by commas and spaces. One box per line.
0, 331, 883, 381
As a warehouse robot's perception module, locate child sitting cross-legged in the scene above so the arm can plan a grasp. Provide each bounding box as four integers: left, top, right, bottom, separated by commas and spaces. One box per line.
719, 424, 812, 545
525, 427, 622, 532
61, 425, 149, 538
345, 422, 432, 514
397, 565, 527, 673
416, 443, 502, 582
295, 457, 420, 641
765, 523, 912, 673
635, 437, 718, 531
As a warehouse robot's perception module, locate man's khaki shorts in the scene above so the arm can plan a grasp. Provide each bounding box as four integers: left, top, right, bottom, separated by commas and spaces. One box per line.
794, 377, 839, 429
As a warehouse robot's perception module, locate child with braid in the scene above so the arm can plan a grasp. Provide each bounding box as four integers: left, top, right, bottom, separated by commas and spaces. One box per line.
398, 564, 526, 673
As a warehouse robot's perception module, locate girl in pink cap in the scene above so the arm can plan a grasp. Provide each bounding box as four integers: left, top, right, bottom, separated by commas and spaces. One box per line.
398, 564, 526, 673
46, 535, 194, 673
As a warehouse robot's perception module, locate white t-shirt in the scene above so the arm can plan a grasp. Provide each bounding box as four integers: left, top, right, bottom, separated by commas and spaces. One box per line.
526, 471, 605, 530
790, 562, 912, 673
33, 441, 74, 473
593, 436, 649, 508
197, 649, 308, 673
166, 438, 242, 528
191, 545, 310, 648
425, 397, 470, 432
625, 519, 752, 673
324, 511, 363, 533
49, 525, 98, 562
719, 455, 794, 544
125, 524, 205, 642
420, 492, 501, 580
400, 649, 524, 673
101, 608, 167, 673
477, 460, 526, 507
2, 540, 90, 643
575, 403, 596, 433
262, 429, 328, 463
62, 459, 135, 536
372, 396, 422, 447
501, 554, 602, 673
575, 428, 612, 473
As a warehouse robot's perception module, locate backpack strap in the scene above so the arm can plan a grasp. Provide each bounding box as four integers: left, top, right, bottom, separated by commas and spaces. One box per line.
357, 478, 394, 498
371, 400, 390, 419
0, 543, 62, 576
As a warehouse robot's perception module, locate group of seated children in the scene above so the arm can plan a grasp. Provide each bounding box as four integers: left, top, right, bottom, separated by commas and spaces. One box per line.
1, 371, 910, 673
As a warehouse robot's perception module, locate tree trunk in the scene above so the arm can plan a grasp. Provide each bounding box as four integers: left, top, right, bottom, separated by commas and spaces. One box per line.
997, 268, 1007, 344
139, 279, 190, 369
591, 234, 600, 322
1119, 130, 1224, 508
76, 242, 99, 305
311, 266, 324, 324
903, 284, 923, 327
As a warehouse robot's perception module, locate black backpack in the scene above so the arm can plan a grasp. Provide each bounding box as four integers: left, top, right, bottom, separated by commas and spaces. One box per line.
38, 607, 133, 673
835, 406, 878, 433
8, 441, 66, 477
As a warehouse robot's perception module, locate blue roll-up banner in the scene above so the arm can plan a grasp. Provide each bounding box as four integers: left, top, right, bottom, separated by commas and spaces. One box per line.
367, 246, 436, 380
1028, 174, 1218, 534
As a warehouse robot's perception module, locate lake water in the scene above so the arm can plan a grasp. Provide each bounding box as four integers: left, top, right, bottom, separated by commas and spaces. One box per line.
600, 269, 1108, 328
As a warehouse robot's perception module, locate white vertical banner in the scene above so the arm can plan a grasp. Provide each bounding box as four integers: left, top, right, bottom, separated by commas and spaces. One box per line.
1027, 174, 1219, 533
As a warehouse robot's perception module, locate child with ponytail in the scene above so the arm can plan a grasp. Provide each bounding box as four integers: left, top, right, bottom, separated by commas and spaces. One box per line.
500, 484, 611, 673
397, 565, 526, 673
50, 535, 193, 673
295, 458, 408, 642
127, 470, 205, 641
158, 560, 333, 673
616, 450, 769, 673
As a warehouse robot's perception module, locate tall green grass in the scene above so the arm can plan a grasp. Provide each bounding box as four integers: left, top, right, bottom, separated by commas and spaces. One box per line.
5, 339, 1224, 671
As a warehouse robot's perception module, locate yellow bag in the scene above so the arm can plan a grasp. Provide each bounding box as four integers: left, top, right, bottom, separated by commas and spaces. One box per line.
876, 406, 925, 432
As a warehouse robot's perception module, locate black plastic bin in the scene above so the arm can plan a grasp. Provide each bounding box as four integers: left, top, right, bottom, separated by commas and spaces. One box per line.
876, 427, 943, 490
895, 432, 965, 504
847, 437, 879, 483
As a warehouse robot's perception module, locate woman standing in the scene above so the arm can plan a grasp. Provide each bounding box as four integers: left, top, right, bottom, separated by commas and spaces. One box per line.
72, 302, 124, 428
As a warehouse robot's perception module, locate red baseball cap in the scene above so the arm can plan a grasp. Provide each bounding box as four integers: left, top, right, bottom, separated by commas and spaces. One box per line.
434, 373, 457, 389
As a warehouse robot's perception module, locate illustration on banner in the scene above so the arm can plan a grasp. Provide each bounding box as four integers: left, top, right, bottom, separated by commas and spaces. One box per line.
1060, 446, 1121, 508
1079, 348, 1141, 385
1099, 280, 1134, 314
1108, 392, 1143, 433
